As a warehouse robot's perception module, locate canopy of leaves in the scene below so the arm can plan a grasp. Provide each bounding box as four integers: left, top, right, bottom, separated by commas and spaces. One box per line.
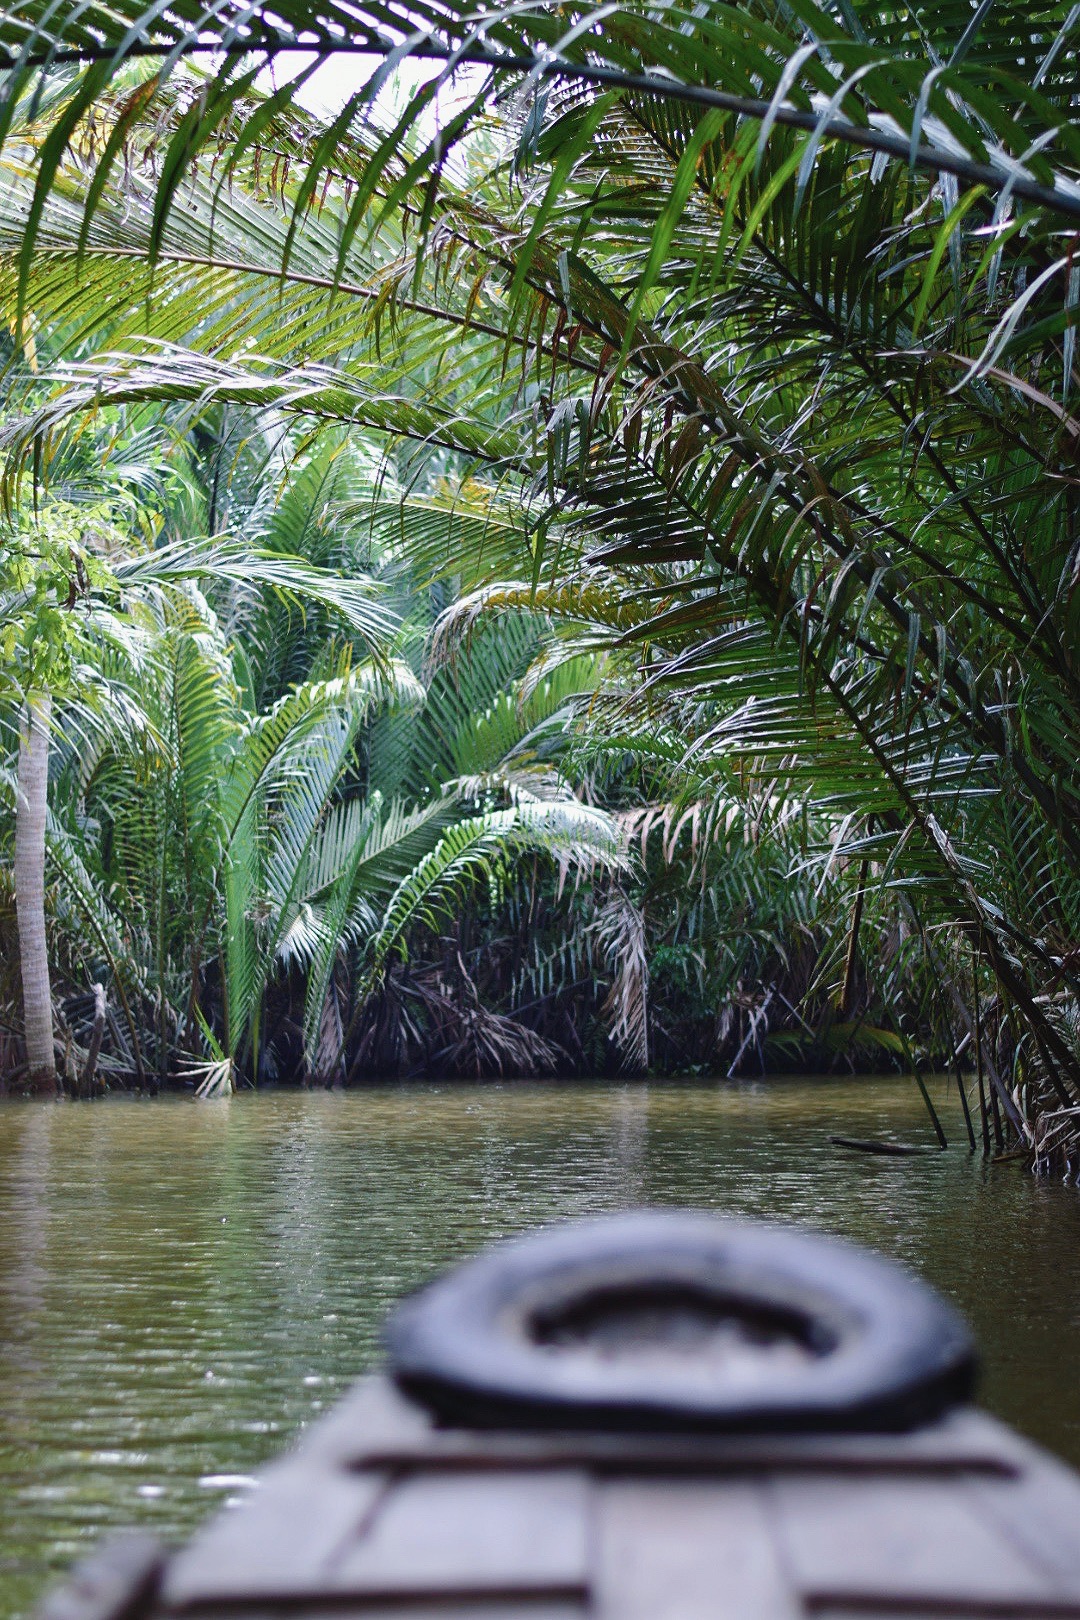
2, 0, 1079, 1156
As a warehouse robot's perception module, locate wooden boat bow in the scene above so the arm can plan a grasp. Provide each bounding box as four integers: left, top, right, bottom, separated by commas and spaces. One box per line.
36, 1212, 1080, 1620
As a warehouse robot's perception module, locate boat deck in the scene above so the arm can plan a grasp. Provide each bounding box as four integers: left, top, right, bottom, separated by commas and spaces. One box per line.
50, 1376, 1080, 1620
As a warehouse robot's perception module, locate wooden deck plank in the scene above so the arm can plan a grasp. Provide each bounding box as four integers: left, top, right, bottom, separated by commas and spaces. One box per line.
36, 1533, 164, 1620
301, 1378, 432, 1467
813, 1607, 1080, 1618
593, 1478, 801, 1620
342, 1387, 1013, 1476
771, 1474, 1066, 1610
965, 1451, 1080, 1597
328, 1468, 591, 1598
196, 1607, 585, 1620
161, 1463, 386, 1608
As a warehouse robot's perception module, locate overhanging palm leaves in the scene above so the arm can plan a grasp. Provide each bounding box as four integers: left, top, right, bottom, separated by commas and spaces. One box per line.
4, 1, 1080, 254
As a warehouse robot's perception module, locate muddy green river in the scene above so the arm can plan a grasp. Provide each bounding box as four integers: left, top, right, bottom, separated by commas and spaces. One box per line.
2, 1079, 1079, 1618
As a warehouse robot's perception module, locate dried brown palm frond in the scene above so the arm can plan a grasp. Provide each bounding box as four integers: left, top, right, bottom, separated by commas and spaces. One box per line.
409, 955, 562, 1079
593, 887, 649, 1073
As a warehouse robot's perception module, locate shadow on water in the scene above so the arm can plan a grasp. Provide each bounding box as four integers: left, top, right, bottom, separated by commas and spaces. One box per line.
1, 1076, 1079, 1617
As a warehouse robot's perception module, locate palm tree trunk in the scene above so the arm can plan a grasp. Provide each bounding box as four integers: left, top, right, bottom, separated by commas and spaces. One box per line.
15, 692, 57, 1095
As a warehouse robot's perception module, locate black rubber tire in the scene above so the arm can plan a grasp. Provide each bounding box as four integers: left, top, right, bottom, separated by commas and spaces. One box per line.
385, 1211, 977, 1433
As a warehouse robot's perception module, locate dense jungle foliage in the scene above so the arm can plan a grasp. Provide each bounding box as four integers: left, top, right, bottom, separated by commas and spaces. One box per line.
1, 0, 1079, 1170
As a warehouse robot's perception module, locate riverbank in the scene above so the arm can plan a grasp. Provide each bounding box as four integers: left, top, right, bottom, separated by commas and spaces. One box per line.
3, 1078, 1078, 1620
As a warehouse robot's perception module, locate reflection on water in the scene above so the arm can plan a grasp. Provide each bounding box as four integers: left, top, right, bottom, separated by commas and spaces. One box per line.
1, 1078, 1079, 1618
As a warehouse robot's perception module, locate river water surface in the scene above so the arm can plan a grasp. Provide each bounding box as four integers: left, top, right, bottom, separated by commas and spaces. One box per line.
2, 1078, 1080, 1618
